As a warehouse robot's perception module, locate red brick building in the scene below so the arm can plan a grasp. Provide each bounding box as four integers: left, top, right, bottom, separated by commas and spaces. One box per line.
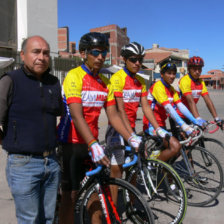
58, 27, 69, 52
58, 27, 76, 57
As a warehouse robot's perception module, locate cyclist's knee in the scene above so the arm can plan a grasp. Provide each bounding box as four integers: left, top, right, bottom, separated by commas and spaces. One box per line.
169, 137, 181, 154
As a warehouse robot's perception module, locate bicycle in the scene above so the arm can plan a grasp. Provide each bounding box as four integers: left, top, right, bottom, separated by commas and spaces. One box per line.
54, 147, 155, 224
124, 134, 187, 224
194, 121, 224, 182
170, 126, 224, 207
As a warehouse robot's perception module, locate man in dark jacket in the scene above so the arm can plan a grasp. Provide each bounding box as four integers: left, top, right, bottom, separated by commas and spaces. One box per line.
0, 35, 63, 224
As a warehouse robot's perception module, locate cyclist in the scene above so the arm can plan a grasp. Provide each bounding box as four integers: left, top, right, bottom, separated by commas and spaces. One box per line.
143, 61, 201, 162
57, 33, 140, 223
178, 56, 224, 129
106, 42, 169, 181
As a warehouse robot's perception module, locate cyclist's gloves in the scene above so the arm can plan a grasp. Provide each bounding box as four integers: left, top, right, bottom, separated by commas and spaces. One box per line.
88, 140, 105, 163
146, 126, 171, 139
196, 117, 207, 128
156, 127, 171, 138
128, 134, 142, 148
145, 125, 157, 136
215, 117, 224, 130
181, 123, 195, 136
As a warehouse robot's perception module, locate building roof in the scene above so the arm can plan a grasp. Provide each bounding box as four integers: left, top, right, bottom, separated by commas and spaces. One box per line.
144, 52, 171, 63
207, 69, 223, 74
200, 74, 213, 79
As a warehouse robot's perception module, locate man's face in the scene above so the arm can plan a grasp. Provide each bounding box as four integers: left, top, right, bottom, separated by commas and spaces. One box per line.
125, 56, 143, 74
189, 66, 202, 80
84, 47, 107, 74
20, 36, 50, 77
161, 70, 176, 85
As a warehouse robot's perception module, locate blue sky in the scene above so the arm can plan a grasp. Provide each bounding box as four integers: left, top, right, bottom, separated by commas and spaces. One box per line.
58, 0, 224, 74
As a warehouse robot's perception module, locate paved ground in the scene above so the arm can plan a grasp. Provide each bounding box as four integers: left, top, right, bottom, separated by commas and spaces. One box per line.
0, 88, 224, 223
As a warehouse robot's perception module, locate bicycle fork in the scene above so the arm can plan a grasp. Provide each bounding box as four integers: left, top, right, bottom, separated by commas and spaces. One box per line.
181, 148, 195, 177
141, 166, 158, 199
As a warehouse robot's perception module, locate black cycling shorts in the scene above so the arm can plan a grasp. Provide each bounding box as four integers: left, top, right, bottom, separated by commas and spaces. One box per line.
60, 143, 91, 191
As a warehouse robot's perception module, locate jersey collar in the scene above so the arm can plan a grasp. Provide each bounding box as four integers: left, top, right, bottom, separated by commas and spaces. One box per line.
188, 73, 198, 82
123, 67, 136, 78
161, 78, 170, 88
81, 64, 99, 77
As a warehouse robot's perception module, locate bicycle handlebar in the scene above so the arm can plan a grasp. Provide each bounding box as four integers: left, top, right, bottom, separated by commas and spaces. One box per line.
205, 121, 220, 134
86, 165, 103, 176
86, 145, 138, 176
179, 126, 203, 145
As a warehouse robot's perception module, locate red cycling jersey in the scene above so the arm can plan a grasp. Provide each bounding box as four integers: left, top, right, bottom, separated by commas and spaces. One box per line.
110, 68, 147, 128
57, 64, 115, 143
143, 80, 181, 129
178, 73, 208, 117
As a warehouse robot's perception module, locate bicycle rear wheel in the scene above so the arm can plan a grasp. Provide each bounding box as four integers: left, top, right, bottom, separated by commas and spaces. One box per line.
172, 146, 223, 206
126, 159, 187, 224
79, 177, 154, 224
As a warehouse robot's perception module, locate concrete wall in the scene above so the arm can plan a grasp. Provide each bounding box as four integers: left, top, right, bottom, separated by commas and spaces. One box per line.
17, 0, 58, 56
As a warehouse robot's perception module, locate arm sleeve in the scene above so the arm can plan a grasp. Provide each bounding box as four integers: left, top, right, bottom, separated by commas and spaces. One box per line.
176, 102, 198, 124
164, 103, 185, 127
0, 75, 13, 126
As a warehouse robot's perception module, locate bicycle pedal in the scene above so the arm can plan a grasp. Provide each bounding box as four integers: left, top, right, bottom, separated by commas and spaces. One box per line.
196, 175, 208, 184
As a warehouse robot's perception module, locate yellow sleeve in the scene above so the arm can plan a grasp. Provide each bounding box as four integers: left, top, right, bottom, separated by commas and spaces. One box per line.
99, 73, 116, 106
136, 75, 147, 96
179, 75, 192, 95
171, 86, 181, 103
110, 71, 125, 97
201, 80, 208, 95
152, 82, 169, 105
63, 67, 84, 104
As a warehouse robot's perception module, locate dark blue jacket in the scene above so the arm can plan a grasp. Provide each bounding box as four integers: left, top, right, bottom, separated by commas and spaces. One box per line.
2, 67, 63, 153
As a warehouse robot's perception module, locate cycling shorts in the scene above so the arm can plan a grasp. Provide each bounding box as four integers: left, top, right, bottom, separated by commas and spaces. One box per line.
105, 125, 125, 165
60, 143, 91, 191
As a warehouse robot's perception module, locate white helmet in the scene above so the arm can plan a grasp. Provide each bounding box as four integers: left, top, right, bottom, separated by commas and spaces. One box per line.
120, 42, 145, 58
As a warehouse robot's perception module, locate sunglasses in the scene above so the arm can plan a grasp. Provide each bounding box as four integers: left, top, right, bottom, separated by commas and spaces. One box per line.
128, 57, 144, 64
88, 49, 107, 57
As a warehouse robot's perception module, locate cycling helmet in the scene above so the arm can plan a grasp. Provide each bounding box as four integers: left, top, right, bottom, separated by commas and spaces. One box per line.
120, 42, 145, 58
187, 56, 204, 67
160, 61, 177, 74
79, 32, 109, 52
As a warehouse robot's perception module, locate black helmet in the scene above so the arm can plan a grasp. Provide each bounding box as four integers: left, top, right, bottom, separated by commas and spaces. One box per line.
79, 32, 109, 52
120, 42, 145, 58
160, 61, 177, 74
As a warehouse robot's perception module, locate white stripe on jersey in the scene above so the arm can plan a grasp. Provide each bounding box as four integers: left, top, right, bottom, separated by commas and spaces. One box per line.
123, 89, 141, 103
82, 91, 107, 107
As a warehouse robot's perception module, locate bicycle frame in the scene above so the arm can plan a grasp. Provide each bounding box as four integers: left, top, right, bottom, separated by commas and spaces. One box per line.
75, 167, 122, 224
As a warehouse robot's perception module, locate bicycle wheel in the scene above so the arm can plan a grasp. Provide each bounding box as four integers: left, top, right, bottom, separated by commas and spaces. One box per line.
172, 146, 223, 207
196, 137, 224, 182
126, 159, 187, 224
79, 177, 154, 224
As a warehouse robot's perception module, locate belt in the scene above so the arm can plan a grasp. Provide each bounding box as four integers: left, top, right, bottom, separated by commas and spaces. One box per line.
8, 150, 55, 158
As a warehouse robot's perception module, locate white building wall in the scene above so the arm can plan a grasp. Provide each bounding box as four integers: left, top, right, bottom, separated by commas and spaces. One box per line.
17, 0, 58, 56
17, 0, 28, 51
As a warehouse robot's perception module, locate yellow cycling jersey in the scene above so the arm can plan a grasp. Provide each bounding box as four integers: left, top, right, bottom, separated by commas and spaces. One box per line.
143, 80, 181, 128
110, 68, 147, 128
178, 74, 208, 106
57, 64, 115, 143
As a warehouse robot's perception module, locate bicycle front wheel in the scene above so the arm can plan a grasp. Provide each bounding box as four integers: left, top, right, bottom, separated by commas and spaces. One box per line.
173, 146, 223, 206
126, 159, 187, 224
79, 177, 154, 224
196, 137, 224, 182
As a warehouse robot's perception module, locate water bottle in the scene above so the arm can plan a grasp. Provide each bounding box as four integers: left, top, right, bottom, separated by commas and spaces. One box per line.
150, 150, 161, 159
